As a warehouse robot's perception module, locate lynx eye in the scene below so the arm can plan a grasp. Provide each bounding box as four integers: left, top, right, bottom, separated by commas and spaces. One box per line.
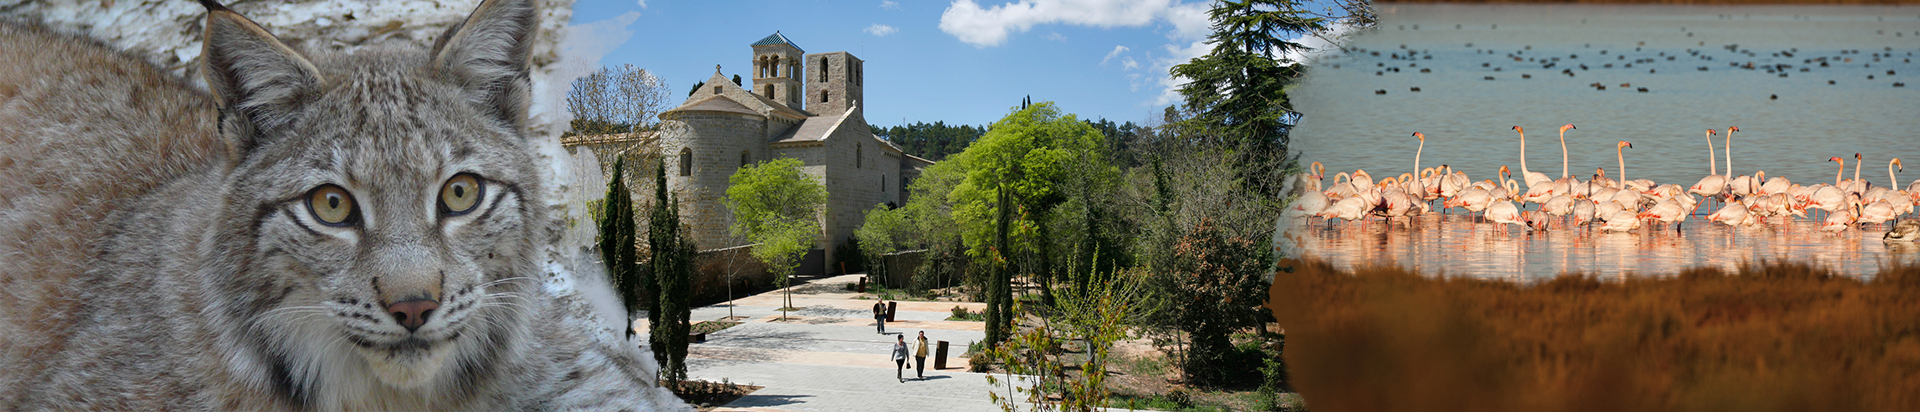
306, 185, 357, 226
440, 174, 483, 216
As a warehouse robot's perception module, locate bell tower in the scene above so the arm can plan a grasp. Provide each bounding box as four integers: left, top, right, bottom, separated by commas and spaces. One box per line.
750, 31, 805, 110
804, 51, 864, 115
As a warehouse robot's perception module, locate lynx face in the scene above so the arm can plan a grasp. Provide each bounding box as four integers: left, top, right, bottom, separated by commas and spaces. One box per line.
195, 0, 546, 395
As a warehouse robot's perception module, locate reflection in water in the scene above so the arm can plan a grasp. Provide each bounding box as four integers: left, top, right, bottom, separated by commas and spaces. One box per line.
1280, 212, 1919, 280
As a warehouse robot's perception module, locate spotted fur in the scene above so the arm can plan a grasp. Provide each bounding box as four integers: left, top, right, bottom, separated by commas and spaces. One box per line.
0, 1, 680, 410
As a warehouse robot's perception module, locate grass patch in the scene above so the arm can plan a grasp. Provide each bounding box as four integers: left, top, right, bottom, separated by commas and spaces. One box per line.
666, 378, 760, 410
946, 305, 985, 321
1270, 258, 1920, 412
690, 320, 741, 335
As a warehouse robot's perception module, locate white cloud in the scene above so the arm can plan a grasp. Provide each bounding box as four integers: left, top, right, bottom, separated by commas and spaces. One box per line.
1149, 38, 1213, 106
881, 0, 902, 10
939, 0, 1197, 47
1122, 56, 1140, 70
1100, 45, 1129, 65
635, 0, 647, 9
1044, 32, 1067, 42
865, 23, 899, 37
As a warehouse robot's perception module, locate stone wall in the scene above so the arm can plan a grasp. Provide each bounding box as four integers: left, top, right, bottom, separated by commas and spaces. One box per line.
689, 245, 772, 305
659, 112, 765, 250
804, 52, 863, 116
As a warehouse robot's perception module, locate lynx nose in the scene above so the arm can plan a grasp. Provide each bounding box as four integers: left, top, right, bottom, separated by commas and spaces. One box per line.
386, 298, 440, 332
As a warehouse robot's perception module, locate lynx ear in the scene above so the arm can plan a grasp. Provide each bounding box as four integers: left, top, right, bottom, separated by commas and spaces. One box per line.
431, 0, 537, 133
198, 0, 322, 153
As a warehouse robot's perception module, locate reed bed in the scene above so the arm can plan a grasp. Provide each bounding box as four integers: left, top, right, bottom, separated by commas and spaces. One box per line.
1268, 258, 1920, 412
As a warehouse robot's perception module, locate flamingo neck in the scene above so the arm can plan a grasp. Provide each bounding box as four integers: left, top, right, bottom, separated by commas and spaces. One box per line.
1724, 132, 1733, 178
1519, 131, 1530, 176
1559, 131, 1569, 178
1836, 162, 1844, 186
1618, 148, 1626, 187
1414, 141, 1423, 181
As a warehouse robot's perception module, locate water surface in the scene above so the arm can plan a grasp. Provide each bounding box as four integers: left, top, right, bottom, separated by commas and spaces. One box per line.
1284, 4, 1920, 278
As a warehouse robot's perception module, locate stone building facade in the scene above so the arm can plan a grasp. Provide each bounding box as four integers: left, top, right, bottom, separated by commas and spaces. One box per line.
658, 32, 933, 275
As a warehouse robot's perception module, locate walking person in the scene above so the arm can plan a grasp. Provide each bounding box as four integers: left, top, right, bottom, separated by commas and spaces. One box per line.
914, 331, 930, 380
873, 300, 887, 334
892, 335, 910, 382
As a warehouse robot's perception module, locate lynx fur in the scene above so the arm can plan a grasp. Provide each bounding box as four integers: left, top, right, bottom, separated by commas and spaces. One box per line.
0, 0, 681, 409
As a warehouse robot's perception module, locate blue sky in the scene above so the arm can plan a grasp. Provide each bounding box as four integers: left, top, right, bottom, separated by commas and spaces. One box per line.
567, 0, 1236, 128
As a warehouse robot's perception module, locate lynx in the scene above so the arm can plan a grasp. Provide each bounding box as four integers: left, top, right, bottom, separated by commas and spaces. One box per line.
0, 0, 680, 409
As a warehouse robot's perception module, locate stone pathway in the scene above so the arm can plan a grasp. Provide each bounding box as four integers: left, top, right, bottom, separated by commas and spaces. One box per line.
679, 275, 1005, 412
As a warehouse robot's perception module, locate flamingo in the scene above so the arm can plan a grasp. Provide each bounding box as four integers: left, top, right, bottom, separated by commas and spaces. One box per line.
1821, 194, 1862, 232
1325, 172, 1358, 199
1639, 197, 1689, 232
1523, 210, 1555, 231
1888, 158, 1903, 192
1316, 196, 1372, 226
1542, 194, 1575, 227
1411, 133, 1426, 185
1512, 126, 1552, 189
1861, 199, 1900, 229
1886, 219, 1920, 242
1707, 201, 1755, 227
1599, 210, 1642, 232
1285, 189, 1331, 225
1288, 161, 1325, 199
1837, 153, 1871, 195
1690, 129, 1728, 213
1759, 172, 1791, 196
1557, 124, 1576, 178
1484, 200, 1526, 234
1614, 141, 1636, 193
1571, 173, 1600, 228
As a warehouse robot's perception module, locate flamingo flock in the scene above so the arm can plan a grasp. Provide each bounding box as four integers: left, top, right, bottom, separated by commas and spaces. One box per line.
1286, 126, 1920, 240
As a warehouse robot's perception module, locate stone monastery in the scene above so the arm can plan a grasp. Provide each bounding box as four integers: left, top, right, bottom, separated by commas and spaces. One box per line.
658, 32, 933, 274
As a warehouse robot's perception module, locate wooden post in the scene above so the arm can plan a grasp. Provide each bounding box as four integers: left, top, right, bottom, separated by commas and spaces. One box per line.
935, 340, 950, 369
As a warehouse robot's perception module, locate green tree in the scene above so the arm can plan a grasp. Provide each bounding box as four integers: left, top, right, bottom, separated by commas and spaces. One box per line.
648, 163, 695, 383
946, 102, 1113, 310
1151, 218, 1272, 386
598, 158, 640, 340
1169, 0, 1326, 197
732, 74, 743, 86
726, 157, 826, 320
854, 204, 911, 289
687, 80, 705, 97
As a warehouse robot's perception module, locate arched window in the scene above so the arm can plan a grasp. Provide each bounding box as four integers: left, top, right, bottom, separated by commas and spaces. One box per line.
740, 150, 751, 167
764, 84, 774, 99
821, 91, 829, 103
678, 148, 692, 177
856, 143, 863, 169
818, 58, 828, 82
881, 174, 886, 192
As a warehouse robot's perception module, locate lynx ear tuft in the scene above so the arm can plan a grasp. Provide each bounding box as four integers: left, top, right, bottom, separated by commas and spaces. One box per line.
431, 0, 537, 134
200, 5, 322, 153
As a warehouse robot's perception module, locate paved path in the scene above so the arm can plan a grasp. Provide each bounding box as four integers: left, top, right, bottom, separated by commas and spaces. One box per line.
679, 275, 1004, 412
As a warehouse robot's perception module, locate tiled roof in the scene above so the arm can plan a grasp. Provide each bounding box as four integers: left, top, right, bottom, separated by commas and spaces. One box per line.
750, 31, 803, 53
663, 95, 758, 117
773, 110, 844, 143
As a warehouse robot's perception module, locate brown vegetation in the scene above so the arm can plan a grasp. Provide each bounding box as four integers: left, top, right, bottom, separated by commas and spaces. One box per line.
1268, 258, 1920, 412
1377, 0, 1920, 4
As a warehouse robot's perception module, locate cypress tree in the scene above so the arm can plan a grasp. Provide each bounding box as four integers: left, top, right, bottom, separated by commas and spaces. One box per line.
600, 158, 640, 340
650, 162, 694, 383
